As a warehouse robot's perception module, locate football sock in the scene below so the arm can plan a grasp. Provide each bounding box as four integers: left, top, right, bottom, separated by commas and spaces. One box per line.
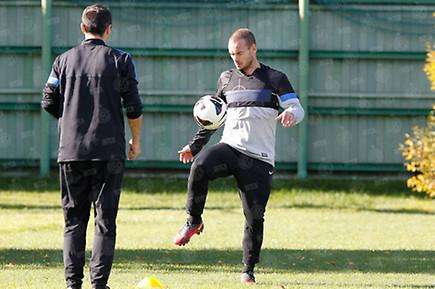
187, 215, 202, 225
243, 263, 255, 273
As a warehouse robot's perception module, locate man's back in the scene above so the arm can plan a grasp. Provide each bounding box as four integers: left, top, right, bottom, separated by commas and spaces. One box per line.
43, 38, 142, 161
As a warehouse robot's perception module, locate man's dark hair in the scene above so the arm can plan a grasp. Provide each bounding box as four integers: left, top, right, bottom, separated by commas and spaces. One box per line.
229, 28, 256, 47
81, 4, 112, 36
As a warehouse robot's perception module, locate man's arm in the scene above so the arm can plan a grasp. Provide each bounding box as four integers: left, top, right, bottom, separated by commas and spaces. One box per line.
120, 53, 143, 160
41, 57, 62, 118
178, 127, 216, 164
275, 74, 304, 127
189, 128, 217, 155
127, 116, 143, 160
178, 73, 228, 163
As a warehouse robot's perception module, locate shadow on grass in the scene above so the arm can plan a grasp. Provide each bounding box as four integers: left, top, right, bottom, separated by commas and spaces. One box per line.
1, 248, 434, 274
0, 204, 61, 210
262, 280, 435, 288
0, 202, 433, 216
0, 177, 414, 196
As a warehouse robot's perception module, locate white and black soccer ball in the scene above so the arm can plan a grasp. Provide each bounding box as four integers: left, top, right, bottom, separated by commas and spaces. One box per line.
193, 95, 227, 130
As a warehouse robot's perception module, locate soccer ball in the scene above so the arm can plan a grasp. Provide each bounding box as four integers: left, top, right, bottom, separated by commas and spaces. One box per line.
193, 95, 227, 130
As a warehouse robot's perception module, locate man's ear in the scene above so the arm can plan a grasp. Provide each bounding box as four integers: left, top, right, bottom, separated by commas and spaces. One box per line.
80, 23, 87, 34
250, 43, 257, 54
102, 24, 112, 40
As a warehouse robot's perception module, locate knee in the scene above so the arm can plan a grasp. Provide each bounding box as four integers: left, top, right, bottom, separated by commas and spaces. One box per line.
189, 160, 208, 182
247, 217, 264, 228
244, 207, 265, 228
94, 207, 117, 236
64, 215, 88, 235
94, 216, 117, 236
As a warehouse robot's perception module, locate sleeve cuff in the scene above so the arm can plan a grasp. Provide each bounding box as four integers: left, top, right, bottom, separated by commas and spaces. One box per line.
125, 104, 143, 119
283, 102, 305, 124
189, 143, 201, 156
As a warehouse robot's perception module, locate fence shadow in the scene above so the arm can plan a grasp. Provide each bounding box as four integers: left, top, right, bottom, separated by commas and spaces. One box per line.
1, 248, 433, 274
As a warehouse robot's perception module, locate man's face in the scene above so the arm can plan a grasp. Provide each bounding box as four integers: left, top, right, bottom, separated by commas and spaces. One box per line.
228, 38, 256, 71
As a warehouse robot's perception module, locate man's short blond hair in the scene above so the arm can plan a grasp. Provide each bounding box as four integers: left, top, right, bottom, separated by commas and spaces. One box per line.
229, 28, 256, 47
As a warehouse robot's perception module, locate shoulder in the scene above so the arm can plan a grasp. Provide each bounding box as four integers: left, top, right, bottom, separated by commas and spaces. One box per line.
107, 47, 132, 62
262, 63, 288, 82
111, 47, 130, 57
219, 69, 234, 80
56, 46, 79, 61
54, 46, 80, 69
106, 48, 136, 73
217, 69, 234, 87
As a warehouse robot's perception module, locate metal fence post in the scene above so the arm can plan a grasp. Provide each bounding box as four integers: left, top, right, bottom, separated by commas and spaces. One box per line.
297, 0, 310, 179
40, 0, 52, 177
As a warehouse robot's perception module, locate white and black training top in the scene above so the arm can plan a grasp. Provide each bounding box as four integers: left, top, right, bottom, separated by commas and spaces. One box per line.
189, 63, 304, 167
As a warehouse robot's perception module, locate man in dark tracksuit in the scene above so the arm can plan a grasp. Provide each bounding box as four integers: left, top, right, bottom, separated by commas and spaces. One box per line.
41, 5, 143, 289
174, 29, 304, 284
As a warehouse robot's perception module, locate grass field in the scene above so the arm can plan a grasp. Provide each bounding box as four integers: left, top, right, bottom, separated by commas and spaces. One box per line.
0, 177, 434, 289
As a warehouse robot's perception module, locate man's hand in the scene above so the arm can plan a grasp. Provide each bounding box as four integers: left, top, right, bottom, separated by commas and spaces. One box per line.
178, 145, 194, 164
276, 111, 296, 128
128, 139, 141, 160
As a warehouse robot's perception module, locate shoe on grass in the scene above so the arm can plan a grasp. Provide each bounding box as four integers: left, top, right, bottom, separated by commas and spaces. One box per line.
241, 271, 255, 284
173, 221, 204, 246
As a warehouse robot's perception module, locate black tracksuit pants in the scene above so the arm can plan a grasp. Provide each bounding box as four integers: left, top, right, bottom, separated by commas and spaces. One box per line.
60, 160, 124, 289
186, 143, 273, 266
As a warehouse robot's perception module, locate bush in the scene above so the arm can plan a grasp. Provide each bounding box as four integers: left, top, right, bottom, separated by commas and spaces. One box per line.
399, 48, 435, 198
400, 106, 434, 198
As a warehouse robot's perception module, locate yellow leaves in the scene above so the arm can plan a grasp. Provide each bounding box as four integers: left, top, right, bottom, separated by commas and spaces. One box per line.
407, 176, 422, 193
406, 163, 417, 172
404, 139, 413, 146
400, 107, 435, 198
406, 175, 435, 197
423, 48, 435, 90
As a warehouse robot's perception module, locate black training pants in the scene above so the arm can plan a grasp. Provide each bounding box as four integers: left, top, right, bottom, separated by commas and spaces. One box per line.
60, 160, 124, 289
186, 143, 273, 265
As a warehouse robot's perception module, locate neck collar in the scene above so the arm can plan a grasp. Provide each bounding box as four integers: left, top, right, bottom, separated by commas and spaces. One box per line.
82, 38, 106, 46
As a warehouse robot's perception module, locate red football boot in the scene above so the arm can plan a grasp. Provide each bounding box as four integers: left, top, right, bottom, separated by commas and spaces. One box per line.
173, 221, 204, 246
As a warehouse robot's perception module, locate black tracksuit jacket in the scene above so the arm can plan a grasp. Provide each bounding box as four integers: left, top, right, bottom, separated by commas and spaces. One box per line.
42, 38, 143, 162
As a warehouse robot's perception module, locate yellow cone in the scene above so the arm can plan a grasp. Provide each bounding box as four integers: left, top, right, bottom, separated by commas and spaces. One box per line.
137, 276, 164, 288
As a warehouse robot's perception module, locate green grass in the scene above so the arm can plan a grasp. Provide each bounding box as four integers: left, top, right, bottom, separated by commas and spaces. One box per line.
0, 177, 434, 289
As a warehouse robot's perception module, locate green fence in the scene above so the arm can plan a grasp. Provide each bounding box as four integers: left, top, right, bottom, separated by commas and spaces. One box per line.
0, 0, 433, 176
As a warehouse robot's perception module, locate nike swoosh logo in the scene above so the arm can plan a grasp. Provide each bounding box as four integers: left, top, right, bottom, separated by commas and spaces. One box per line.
268, 171, 273, 175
